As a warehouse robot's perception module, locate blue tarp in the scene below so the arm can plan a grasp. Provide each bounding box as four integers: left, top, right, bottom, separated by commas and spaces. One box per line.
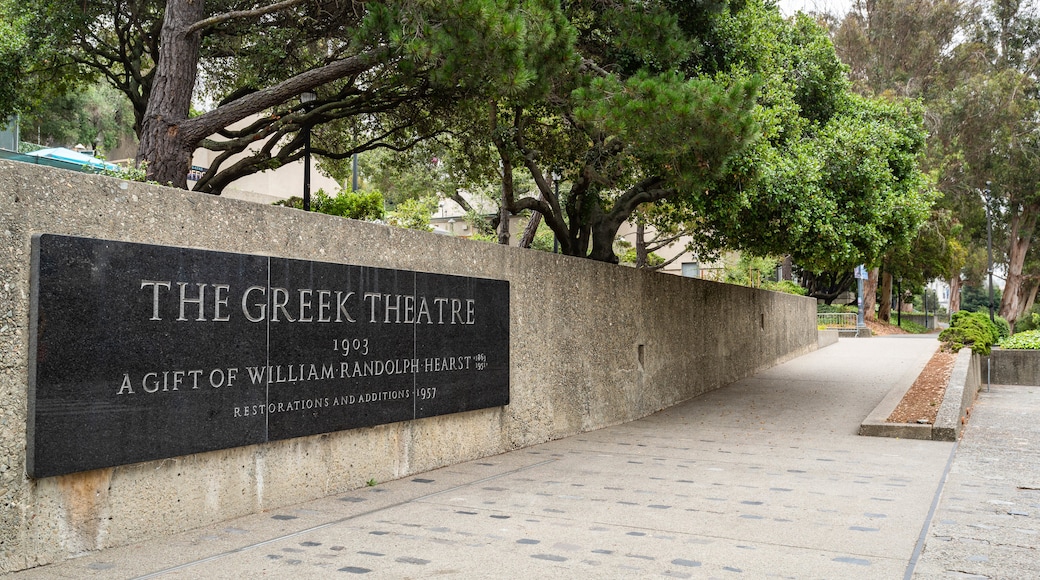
25, 147, 120, 172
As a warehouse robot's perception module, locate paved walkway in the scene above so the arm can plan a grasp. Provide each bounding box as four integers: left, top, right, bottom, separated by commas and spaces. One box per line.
8, 336, 1038, 579
913, 380, 1040, 579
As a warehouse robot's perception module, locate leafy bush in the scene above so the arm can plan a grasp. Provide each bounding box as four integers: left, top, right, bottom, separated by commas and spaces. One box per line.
763, 280, 808, 296
101, 160, 156, 183
317, 189, 385, 221
939, 310, 1001, 354
994, 316, 1011, 341
386, 196, 438, 231
1015, 308, 1040, 332
274, 189, 385, 221
999, 329, 1040, 350
619, 248, 665, 267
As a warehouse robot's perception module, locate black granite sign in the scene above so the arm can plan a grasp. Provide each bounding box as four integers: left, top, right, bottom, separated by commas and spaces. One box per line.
28, 234, 510, 478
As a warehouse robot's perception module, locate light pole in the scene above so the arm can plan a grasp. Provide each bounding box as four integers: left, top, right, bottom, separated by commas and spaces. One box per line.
551, 168, 561, 254
300, 91, 317, 211
351, 153, 359, 192
985, 182, 994, 322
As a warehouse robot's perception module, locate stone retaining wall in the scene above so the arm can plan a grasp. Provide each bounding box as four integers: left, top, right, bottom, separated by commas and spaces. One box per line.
987, 349, 1040, 386
0, 161, 818, 573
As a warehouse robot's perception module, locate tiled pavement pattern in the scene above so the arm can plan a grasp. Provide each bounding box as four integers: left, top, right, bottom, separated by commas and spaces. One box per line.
10, 336, 1037, 579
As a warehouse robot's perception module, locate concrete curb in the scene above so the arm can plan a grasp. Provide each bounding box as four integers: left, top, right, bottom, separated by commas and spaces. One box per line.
932, 348, 980, 441
859, 347, 979, 441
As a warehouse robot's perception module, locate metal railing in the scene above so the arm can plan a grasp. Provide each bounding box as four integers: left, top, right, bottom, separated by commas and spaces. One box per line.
817, 312, 857, 329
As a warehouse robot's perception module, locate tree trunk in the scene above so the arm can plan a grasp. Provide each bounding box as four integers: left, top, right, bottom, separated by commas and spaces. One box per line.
1019, 278, 1040, 331
863, 267, 879, 321
781, 255, 793, 281
948, 275, 961, 314
496, 160, 513, 246
136, 0, 205, 188
635, 222, 648, 268
878, 271, 893, 322
999, 205, 1039, 329
587, 214, 623, 263
518, 211, 542, 248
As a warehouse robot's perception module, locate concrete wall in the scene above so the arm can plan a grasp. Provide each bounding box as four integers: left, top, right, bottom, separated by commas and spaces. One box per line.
987, 349, 1040, 386
0, 161, 818, 573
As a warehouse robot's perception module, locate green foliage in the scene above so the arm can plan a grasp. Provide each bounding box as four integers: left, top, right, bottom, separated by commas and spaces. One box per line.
100, 160, 154, 183
468, 231, 498, 243
763, 280, 808, 296
898, 319, 927, 334
619, 248, 665, 267
817, 304, 857, 313
18, 82, 136, 154
529, 225, 558, 253
680, 10, 935, 273
939, 310, 1000, 354
6, 0, 577, 189
999, 329, 1040, 350
960, 284, 1002, 315
724, 254, 779, 287
1014, 309, 1040, 333
993, 315, 1011, 342
272, 189, 384, 222
0, 2, 28, 119
571, 69, 760, 195
314, 189, 385, 222
386, 196, 438, 232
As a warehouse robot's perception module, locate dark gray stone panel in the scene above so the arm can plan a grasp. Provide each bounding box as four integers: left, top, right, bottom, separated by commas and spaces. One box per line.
28, 234, 269, 478
413, 272, 510, 418
27, 235, 510, 478
265, 259, 417, 439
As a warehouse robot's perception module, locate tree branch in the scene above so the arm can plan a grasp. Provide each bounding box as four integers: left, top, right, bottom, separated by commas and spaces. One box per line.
180, 46, 390, 144
187, 0, 311, 35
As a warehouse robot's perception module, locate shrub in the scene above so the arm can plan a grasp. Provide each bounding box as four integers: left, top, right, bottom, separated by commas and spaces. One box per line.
318, 189, 385, 221
1000, 329, 1040, 350
619, 248, 665, 267
1014, 308, 1040, 332
274, 189, 385, 221
939, 310, 1001, 354
763, 280, 808, 296
994, 316, 1011, 341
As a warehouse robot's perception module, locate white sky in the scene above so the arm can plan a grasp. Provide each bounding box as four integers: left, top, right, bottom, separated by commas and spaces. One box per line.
777, 0, 855, 16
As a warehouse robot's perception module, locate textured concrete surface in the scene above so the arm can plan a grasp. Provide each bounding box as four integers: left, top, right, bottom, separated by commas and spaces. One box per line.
0, 161, 818, 572
9, 335, 1011, 580
914, 383, 1040, 580
931, 349, 981, 442
987, 349, 1040, 386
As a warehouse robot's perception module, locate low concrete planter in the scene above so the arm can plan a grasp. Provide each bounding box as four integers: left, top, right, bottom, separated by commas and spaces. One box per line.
986, 348, 1040, 386
860, 348, 980, 442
